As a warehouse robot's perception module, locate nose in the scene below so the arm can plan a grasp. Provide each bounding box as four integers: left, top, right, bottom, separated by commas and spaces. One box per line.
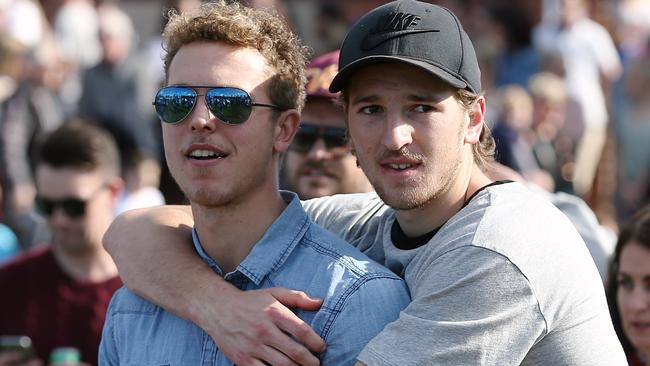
188, 97, 218, 132
627, 288, 650, 312
48, 206, 75, 226
306, 138, 331, 160
381, 114, 413, 151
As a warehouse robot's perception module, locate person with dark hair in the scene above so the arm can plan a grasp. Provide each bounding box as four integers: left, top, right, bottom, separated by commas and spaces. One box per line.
0, 122, 124, 365
98, 2, 408, 365
102, 1, 626, 364
607, 206, 650, 366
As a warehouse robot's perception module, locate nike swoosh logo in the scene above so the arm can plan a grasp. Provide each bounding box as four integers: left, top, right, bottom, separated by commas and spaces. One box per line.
361, 29, 440, 50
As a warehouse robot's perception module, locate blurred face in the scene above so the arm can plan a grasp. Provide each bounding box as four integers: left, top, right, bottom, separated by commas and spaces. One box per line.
100, 33, 131, 65
35, 165, 115, 254
284, 98, 371, 199
618, 242, 650, 356
162, 42, 280, 207
345, 63, 476, 210
561, 0, 586, 25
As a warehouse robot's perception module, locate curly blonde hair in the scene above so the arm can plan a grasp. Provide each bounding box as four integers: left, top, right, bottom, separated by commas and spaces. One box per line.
162, 1, 309, 111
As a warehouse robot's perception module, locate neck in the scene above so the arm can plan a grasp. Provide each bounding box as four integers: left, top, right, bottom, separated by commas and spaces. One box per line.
192, 185, 286, 274
52, 242, 118, 282
395, 162, 492, 237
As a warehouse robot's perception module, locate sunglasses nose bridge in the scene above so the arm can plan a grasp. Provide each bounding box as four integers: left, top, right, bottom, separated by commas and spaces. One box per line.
306, 136, 331, 158
187, 95, 219, 131
48, 204, 76, 222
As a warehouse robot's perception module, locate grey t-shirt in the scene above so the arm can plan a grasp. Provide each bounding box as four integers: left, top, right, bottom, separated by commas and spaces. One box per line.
303, 182, 626, 365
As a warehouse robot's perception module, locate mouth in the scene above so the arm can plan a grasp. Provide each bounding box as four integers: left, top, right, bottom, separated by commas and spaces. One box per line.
386, 163, 415, 170
380, 159, 421, 173
630, 321, 650, 331
301, 167, 335, 178
185, 144, 228, 161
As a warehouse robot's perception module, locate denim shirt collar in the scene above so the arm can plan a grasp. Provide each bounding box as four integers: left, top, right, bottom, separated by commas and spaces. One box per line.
191, 191, 310, 286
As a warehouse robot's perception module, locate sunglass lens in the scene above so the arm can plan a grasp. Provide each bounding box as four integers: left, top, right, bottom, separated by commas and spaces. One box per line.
154, 87, 197, 124
324, 128, 348, 149
61, 199, 86, 217
35, 197, 54, 216
291, 131, 317, 154
206, 88, 252, 124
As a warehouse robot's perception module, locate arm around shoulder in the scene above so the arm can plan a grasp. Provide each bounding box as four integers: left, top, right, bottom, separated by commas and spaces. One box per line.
102, 206, 327, 366
103, 205, 196, 301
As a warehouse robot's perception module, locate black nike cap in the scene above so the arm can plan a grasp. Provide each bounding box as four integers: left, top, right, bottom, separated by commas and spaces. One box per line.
329, 0, 481, 94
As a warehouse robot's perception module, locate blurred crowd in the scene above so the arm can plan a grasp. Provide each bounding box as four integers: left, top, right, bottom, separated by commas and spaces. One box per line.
0, 0, 648, 256
0, 0, 648, 364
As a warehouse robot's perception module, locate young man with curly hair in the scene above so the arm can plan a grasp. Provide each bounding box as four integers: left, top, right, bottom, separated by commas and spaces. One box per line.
98, 2, 409, 365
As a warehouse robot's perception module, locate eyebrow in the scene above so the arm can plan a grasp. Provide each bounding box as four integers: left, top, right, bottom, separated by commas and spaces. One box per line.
350, 94, 380, 105
407, 92, 447, 103
618, 272, 650, 282
350, 92, 447, 105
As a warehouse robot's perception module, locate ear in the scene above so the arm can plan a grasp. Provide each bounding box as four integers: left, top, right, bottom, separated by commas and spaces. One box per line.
273, 108, 300, 153
464, 96, 485, 144
106, 177, 125, 202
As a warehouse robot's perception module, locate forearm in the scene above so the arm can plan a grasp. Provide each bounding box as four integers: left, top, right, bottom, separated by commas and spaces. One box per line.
103, 205, 229, 327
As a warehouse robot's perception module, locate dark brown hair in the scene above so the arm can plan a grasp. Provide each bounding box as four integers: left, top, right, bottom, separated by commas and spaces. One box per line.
606, 205, 650, 356
37, 121, 121, 179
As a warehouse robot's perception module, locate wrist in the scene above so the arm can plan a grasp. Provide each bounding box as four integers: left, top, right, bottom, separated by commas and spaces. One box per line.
185, 274, 237, 333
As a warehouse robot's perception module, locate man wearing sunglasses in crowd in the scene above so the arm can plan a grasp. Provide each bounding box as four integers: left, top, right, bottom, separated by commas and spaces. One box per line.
0, 122, 123, 365
282, 50, 372, 200
102, 1, 626, 365
98, 2, 408, 365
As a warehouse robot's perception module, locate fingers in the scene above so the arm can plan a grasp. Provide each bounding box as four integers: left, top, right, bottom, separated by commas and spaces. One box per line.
0, 352, 21, 366
0, 352, 42, 366
265, 327, 321, 366
253, 345, 300, 366
269, 288, 326, 354
269, 288, 322, 310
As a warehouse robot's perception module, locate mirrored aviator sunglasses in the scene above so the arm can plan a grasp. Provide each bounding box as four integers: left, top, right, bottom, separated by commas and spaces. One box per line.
153, 86, 284, 125
289, 123, 349, 154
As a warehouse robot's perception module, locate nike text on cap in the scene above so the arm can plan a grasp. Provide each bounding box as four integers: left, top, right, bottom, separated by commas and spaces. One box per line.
329, 0, 481, 94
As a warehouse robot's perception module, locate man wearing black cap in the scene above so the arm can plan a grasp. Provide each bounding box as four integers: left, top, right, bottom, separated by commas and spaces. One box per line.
103, 1, 627, 364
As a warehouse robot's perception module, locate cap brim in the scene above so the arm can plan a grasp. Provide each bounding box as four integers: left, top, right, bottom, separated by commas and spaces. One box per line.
329, 55, 470, 93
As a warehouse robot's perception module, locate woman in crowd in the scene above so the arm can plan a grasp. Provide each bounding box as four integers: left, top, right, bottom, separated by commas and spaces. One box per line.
607, 205, 650, 365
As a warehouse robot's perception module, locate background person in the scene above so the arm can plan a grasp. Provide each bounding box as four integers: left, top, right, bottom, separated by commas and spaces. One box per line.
607, 205, 650, 366
282, 49, 372, 199
0, 122, 123, 365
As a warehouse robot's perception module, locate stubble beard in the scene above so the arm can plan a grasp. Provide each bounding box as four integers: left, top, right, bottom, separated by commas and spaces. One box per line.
360, 138, 464, 211
173, 156, 274, 208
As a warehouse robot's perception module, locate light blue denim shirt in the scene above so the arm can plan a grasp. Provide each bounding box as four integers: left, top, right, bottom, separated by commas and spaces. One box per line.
99, 191, 410, 365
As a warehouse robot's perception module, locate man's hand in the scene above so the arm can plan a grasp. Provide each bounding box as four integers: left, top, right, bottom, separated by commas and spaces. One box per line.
0, 352, 42, 366
202, 286, 326, 366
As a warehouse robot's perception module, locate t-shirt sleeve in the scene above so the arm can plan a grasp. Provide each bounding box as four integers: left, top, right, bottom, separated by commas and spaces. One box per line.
301, 192, 388, 248
358, 246, 546, 365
